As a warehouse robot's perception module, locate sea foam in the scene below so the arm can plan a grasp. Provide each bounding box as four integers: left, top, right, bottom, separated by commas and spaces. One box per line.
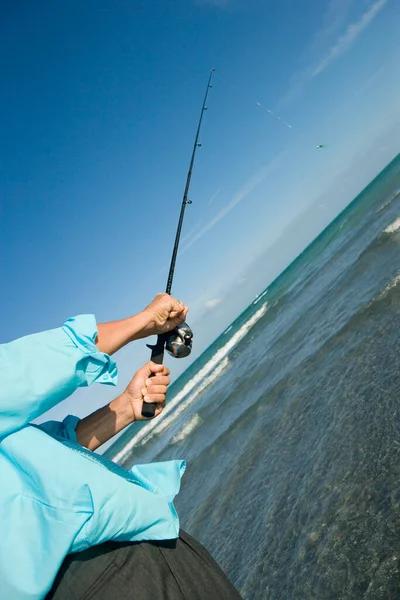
383, 216, 400, 234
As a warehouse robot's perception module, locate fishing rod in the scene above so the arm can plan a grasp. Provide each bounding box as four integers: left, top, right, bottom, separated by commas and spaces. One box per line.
142, 68, 215, 418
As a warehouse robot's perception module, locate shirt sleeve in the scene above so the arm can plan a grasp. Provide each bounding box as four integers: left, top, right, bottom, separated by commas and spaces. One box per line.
38, 415, 81, 442
0, 315, 117, 438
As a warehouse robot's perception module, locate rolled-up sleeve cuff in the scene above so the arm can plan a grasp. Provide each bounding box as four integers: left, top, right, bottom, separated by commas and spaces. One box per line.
38, 414, 81, 442
62, 414, 81, 442
62, 315, 118, 387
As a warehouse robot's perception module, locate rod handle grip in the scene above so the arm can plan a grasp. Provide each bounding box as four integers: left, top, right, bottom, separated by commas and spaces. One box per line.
141, 335, 166, 418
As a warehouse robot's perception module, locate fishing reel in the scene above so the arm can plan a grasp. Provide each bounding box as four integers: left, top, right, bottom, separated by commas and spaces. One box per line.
165, 322, 193, 358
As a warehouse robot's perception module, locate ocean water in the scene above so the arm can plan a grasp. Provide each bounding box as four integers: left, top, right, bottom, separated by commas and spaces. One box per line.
107, 154, 400, 599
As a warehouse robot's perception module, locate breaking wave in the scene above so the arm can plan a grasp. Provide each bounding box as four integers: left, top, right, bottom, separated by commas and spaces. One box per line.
376, 273, 400, 301
254, 290, 268, 305
172, 414, 203, 444
376, 189, 400, 213
383, 216, 400, 234
113, 302, 268, 463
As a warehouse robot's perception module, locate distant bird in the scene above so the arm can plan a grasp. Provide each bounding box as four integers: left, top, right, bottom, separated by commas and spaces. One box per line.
316, 144, 325, 149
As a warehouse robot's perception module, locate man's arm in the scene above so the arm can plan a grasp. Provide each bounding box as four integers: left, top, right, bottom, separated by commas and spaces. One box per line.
95, 294, 188, 356
76, 362, 170, 450
0, 293, 185, 438
0, 314, 117, 438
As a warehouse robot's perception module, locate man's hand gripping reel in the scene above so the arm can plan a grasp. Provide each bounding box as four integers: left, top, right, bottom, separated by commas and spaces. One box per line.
141, 323, 193, 418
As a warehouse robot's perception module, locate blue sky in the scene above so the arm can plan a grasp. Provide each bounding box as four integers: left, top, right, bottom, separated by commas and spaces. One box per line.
1, 0, 399, 424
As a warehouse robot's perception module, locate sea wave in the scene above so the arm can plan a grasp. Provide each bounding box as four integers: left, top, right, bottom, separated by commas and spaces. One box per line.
347, 272, 400, 324
383, 216, 400, 234
137, 356, 230, 447
347, 214, 400, 269
172, 413, 202, 444
254, 290, 268, 305
376, 189, 400, 213
113, 302, 268, 463
376, 273, 400, 301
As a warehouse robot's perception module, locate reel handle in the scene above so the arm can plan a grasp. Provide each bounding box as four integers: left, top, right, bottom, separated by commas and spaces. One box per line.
141, 334, 167, 418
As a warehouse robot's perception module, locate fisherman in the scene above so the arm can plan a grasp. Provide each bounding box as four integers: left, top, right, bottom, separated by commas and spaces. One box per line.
0, 293, 241, 600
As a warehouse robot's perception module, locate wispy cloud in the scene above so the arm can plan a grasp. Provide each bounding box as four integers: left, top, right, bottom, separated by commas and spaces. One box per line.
308, 0, 355, 56
158, 219, 205, 275
311, 0, 387, 78
280, 0, 387, 107
180, 220, 204, 246
205, 297, 223, 309
179, 153, 284, 256
208, 189, 221, 205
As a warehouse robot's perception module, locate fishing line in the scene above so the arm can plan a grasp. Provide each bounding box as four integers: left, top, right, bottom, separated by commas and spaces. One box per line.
255, 101, 293, 130
215, 74, 294, 131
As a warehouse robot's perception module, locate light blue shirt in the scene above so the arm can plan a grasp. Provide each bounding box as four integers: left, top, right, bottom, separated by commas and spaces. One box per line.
0, 315, 185, 599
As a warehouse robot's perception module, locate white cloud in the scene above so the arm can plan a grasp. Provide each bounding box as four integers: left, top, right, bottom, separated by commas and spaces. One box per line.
205, 297, 223, 309
311, 0, 387, 78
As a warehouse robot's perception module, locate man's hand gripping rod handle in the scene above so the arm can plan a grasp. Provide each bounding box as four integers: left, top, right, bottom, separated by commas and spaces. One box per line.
141, 334, 167, 418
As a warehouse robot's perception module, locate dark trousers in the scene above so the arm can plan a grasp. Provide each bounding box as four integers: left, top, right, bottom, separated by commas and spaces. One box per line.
47, 530, 242, 599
